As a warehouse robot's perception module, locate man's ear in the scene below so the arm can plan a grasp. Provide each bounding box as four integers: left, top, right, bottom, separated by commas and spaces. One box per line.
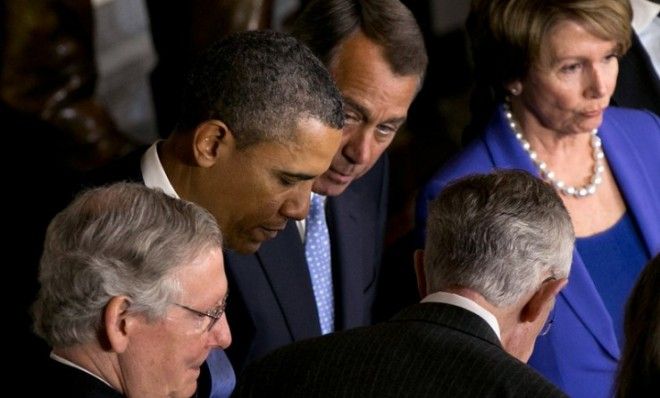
104, 296, 136, 354
192, 120, 235, 168
414, 249, 427, 299
521, 278, 568, 323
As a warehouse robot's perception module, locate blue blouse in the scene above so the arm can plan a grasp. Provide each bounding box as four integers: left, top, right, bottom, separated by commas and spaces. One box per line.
576, 212, 649, 346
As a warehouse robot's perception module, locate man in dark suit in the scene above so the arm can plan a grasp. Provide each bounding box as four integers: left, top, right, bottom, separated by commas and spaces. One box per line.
235, 170, 573, 397
612, 0, 659, 115
224, 0, 428, 372
31, 183, 231, 397
613, 33, 660, 115
83, 30, 344, 397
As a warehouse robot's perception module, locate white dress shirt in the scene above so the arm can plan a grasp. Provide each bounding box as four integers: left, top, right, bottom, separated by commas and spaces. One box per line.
421, 291, 502, 341
140, 141, 179, 198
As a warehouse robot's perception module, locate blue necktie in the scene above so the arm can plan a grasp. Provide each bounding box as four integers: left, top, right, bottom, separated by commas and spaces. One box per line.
206, 349, 235, 398
305, 193, 334, 335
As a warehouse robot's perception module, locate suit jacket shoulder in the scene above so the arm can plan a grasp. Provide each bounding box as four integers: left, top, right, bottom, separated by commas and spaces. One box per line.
81, 146, 147, 188
612, 32, 660, 116
236, 303, 567, 398
31, 359, 124, 397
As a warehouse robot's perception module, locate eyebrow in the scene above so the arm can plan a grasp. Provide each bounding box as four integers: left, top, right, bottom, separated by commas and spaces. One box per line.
344, 97, 407, 126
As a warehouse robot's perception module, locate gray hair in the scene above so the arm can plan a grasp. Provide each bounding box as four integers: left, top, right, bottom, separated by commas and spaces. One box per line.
175, 30, 344, 149
424, 170, 574, 307
32, 182, 223, 347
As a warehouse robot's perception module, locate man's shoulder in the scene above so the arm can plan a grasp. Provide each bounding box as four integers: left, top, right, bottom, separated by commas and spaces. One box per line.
31, 359, 124, 397
236, 313, 567, 397
82, 147, 147, 189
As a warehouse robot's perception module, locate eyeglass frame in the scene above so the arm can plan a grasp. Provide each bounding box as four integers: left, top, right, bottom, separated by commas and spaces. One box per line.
539, 306, 555, 336
539, 277, 556, 336
171, 293, 228, 333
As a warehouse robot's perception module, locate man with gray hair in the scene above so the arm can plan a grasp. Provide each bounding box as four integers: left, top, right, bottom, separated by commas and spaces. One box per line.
235, 170, 573, 397
31, 182, 231, 397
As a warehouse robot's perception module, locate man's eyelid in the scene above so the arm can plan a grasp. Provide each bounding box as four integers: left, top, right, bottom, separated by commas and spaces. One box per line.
344, 108, 363, 122
280, 171, 315, 182
376, 126, 396, 136
343, 98, 370, 120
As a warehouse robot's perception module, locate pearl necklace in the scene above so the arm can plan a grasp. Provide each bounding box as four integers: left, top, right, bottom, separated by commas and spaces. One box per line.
503, 103, 604, 198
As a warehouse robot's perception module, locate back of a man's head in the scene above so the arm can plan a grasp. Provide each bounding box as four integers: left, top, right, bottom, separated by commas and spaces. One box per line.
33, 182, 222, 348
424, 170, 574, 307
175, 30, 344, 148
292, 0, 427, 79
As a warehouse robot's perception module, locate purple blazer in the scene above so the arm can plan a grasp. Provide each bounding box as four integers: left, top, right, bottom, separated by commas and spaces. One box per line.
417, 105, 660, 398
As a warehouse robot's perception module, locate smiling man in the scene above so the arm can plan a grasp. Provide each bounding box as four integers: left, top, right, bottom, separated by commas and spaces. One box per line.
31, 183, 231, 397
224, 0, 428, 372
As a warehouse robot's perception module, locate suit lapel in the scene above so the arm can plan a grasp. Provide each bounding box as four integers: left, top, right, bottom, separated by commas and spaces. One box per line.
327, 186, 366, 330
255, 222, 321, 339
483, 106, 619, 358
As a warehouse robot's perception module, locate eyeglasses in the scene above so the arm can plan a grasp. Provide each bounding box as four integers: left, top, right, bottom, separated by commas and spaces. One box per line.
171, 294, 228, 333
539, 306, 554, 336
539, 276, 556, 336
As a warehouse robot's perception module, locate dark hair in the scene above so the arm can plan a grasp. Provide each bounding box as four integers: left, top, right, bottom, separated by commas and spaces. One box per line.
291, 0, 427, 80
615, 254, 660, 397
176, 30, 344, 148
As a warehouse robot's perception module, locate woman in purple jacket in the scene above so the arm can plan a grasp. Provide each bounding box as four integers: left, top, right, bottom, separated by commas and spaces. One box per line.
417, 1, 660, 397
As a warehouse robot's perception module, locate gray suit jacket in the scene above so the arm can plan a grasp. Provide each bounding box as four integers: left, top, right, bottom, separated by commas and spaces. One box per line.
235, 303, 568, 398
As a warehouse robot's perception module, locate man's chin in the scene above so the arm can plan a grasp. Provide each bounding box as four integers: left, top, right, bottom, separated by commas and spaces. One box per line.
226, 237, 262, 255
313, 178, 351, 197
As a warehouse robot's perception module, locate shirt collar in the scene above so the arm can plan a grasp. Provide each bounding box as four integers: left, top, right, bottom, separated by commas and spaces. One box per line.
140, 141, 179, 198
50, 352, 115, 389
421, 291, 501, 340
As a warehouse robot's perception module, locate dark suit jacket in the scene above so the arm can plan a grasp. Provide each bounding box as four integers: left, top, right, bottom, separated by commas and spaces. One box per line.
235, 302, 567, 397
83, 146, 146, 187
225, 155, 389, 372
31, 359, 124, 397
612, 32, 660, 115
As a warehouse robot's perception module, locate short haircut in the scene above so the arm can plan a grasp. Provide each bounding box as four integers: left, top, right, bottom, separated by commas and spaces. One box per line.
424, 170, 574, 307
468, 0, 632, 102
32, 183, 223, 347
175, 30, 344, 148
292, 0, 427, 81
